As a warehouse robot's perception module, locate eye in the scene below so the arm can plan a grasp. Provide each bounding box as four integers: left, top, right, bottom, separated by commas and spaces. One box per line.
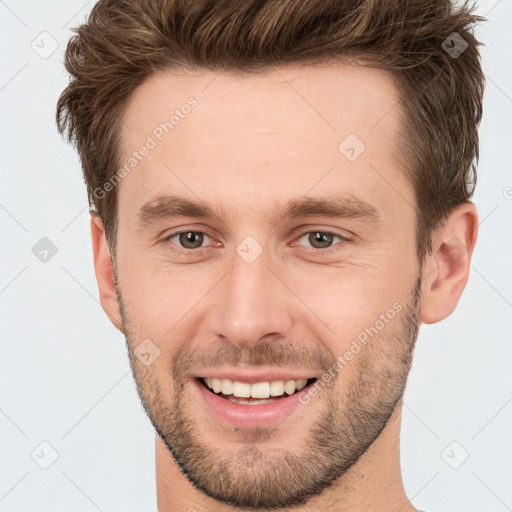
295, 230, 347, 254
161, 228, 348, 256
165, 230, 215, 251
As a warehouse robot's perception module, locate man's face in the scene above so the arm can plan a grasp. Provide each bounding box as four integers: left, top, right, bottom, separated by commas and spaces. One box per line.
113, 62, 422, 508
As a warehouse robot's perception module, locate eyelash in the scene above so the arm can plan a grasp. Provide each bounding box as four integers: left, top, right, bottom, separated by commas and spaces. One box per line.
162, 229, 348, 256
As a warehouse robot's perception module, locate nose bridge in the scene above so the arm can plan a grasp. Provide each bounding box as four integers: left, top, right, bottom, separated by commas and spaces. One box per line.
210, 243, 292, 348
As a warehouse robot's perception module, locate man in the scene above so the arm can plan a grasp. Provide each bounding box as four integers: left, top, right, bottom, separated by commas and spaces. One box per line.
56, 0, 484, 510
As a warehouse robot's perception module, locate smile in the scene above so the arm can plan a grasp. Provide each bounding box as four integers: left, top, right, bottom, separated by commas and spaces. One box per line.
192, 376, 318, 428
200, 377, 314, 404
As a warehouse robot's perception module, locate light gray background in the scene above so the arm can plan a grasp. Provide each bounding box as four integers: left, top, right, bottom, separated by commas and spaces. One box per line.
1, 1, 511, 511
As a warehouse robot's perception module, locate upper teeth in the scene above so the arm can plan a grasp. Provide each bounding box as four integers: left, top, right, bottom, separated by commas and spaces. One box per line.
203, 378, 309, 398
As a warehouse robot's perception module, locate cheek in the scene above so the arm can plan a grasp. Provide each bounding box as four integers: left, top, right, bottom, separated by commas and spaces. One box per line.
119, 264, 230, 397
119, 250, 204, 318
281, 257, 415, 351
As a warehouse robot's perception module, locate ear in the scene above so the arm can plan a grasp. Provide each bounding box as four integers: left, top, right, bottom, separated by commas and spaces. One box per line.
90, 213, 123, 332
420, 202, 478, 324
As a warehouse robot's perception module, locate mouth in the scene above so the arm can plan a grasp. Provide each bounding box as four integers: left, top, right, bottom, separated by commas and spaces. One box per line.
191, 376, 318, 428
197, 376, 317, 405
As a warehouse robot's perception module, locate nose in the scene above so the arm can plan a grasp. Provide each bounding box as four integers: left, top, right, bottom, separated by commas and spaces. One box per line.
205, 244, 293, 350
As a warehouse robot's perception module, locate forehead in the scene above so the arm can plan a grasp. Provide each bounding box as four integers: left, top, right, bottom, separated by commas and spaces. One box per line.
116, 61, 411, 224
121, 60, 400, 145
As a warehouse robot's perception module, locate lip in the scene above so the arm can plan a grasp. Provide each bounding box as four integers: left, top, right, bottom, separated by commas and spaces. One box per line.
190, 377, 316, 429
194, 369, 318, 384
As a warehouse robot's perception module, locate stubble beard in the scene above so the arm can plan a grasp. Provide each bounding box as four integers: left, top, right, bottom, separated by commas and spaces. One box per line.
117, 274, 422, 509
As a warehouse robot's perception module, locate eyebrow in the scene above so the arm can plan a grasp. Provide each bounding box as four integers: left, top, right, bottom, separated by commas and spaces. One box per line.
136, 193, 381, 228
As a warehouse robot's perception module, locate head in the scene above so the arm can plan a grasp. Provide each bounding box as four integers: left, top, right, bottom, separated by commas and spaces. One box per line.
57, 0, 484, 508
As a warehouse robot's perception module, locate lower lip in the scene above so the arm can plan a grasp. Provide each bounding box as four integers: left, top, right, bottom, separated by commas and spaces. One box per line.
191, 378, 312, 429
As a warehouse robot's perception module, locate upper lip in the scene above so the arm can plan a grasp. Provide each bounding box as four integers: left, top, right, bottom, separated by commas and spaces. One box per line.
194, 369, 318, 384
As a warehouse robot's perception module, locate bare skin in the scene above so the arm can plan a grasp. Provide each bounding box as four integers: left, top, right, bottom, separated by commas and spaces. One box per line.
90, 61, 478, 511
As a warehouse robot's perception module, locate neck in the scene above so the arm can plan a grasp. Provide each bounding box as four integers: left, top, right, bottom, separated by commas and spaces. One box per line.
155, 400, 417, 512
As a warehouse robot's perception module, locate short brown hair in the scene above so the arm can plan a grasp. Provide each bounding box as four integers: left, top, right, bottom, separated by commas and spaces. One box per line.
56, 0, 485, 262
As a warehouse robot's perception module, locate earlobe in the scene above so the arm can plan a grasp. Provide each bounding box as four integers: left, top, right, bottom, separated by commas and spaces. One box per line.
90, 213, 123, 332
419, 203, 478, 325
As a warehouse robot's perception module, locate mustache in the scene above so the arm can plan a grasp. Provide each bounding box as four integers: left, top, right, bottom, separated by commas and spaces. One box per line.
170, 340, 335, 380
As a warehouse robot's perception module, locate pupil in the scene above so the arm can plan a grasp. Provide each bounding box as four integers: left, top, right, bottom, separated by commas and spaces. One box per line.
310, 231, 332, 249
180, 231, 203, 249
